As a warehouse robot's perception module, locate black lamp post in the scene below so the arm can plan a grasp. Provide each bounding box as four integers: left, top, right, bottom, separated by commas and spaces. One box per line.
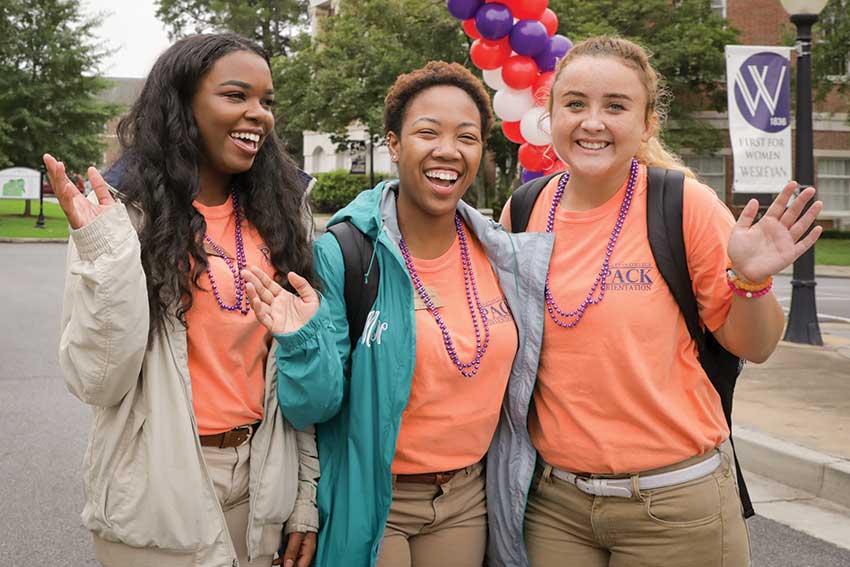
780, 0, 827, 346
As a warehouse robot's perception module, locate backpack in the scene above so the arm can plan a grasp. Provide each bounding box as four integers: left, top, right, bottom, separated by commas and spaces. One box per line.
327, 221, 381, 349
509, 166, 754, 518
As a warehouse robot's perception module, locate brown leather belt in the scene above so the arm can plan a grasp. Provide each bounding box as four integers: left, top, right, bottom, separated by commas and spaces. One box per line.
199, 422, 260, 449
395, 468, 463, 485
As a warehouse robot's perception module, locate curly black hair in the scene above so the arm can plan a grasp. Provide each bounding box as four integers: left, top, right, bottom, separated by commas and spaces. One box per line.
114, 33, 316, 338
383, 61, 493, 139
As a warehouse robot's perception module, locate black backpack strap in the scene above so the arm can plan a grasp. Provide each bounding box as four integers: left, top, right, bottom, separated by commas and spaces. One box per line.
327, 221, 380, 349
646, 166, 754, 518
509, 172, 561, 233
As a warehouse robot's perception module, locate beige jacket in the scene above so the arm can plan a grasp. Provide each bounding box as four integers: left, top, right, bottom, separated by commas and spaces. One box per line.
59, 200, 319, 566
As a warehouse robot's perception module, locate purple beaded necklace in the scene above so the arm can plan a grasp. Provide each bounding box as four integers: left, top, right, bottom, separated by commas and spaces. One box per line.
398, 214, 490, 378
204, 191, 250, 315
544, 158, 639, 328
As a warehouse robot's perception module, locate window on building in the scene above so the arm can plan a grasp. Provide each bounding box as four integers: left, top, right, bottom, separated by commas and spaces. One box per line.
684, 156, 726, 199
817, 158, 850, 212
311, 146, 325, 174
710, 0, 726, 17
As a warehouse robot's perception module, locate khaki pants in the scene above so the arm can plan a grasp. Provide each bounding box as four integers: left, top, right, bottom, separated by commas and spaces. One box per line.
376, 462, 487, 567
524, 450, 750, 567
94, 442, 275, 567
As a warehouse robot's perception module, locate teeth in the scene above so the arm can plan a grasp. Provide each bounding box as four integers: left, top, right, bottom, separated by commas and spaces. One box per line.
425, 170, 458, 181
230, 132, 260, 143
578, 141, 608, 150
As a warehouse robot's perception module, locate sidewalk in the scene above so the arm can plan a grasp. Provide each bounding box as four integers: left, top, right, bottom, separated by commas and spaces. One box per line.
733, 321, 850, 510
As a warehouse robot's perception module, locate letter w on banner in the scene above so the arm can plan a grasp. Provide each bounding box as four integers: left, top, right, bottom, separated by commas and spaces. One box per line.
725, 45, 792, 194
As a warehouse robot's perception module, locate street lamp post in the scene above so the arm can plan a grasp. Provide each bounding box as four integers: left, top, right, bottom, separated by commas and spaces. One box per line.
780, 0, 827, 346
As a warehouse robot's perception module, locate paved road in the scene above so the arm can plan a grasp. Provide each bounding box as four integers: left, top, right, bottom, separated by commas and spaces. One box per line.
775, 274, 850, 322
1, 242, 849, 566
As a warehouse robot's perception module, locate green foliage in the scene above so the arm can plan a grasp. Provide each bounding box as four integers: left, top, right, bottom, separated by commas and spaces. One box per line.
273, 0, 469, 142
0, 0, 119, 173
155, 0, 308, 57
309, 169, 391, 213
813, 0, 850, 121
547, 0, 739, 156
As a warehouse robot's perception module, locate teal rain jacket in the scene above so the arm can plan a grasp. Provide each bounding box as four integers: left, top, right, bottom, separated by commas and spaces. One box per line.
274, 182, 554, 567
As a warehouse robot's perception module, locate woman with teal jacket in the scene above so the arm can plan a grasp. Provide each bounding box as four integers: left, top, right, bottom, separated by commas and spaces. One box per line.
245, 62, 553, 567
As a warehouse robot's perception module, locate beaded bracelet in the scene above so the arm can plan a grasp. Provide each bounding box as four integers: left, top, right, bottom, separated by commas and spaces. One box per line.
726, 262, 773, 292
727, 278, 773, 298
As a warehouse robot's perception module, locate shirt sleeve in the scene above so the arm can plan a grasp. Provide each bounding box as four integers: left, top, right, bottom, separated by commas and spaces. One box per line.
681, 179, 736, 332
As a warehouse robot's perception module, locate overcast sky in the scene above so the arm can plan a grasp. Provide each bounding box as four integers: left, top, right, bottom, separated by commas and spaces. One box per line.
82, 0, 172, 78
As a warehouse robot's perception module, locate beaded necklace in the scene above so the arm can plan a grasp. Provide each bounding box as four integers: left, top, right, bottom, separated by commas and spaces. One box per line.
398, 213, 490, 378
544, 158, 638, 328
204, 191, 250, 315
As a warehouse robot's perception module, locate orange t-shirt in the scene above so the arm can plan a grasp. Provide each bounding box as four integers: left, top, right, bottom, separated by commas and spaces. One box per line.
527, 165, 735, 473
186, 199, 275, 435
391, 223, 518, 474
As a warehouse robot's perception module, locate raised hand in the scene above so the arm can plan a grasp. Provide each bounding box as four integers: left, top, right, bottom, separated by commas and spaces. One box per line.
727, 182, 823, 284
43, 154, 114, 230
242, 267, 320, 335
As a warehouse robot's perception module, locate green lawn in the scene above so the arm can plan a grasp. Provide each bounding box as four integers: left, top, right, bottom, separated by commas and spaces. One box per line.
0, 199, 69, 239
815, 238, 850, 266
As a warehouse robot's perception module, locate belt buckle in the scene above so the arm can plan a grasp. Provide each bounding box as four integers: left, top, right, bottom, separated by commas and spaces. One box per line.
575, 477, 632, 498
234, 424, 254, 447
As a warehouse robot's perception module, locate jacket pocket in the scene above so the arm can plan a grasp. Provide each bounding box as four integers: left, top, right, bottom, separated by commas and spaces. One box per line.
101, 408, 148, 531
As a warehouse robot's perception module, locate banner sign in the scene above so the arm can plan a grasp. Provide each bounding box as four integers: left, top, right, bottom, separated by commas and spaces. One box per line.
0, 167, 42, 200
725, 45, 792, 194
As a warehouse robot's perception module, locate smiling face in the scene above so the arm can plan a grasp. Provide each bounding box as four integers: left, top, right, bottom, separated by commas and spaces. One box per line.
387, 85, 484, 221
191, 50, 276, 181
550, 55, 652, 185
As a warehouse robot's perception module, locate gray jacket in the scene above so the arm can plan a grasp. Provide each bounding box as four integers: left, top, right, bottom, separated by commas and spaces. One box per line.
446, 200, 553, 567
59, 198, 319, 566
462, 202, 552, 567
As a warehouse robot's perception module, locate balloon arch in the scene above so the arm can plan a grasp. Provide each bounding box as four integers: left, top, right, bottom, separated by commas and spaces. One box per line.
446, 0, 572, 183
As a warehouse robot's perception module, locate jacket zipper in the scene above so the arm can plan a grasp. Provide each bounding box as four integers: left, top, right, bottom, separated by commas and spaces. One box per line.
168, 327, 241, 566
245, 352, 277, 562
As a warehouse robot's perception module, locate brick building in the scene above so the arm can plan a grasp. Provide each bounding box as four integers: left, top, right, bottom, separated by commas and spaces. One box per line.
684, 0, 850, 228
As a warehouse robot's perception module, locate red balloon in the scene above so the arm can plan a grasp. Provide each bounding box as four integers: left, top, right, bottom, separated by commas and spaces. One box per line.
501, 55, 539, 90
512, 0, 548, 20
501, 120, 525, 144
543, 158, 566, 175
532, 71, 554, 105
462, 18, 481, 39
540, 8, 558, 35
470, 37, 512, 70
518, 143, 549, 171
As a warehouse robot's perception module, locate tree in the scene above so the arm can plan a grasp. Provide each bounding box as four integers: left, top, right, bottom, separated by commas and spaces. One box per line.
0, 0, 119, 174
547, 0, 739, 155
155, 0, 309, 57
813, 0, 850, 121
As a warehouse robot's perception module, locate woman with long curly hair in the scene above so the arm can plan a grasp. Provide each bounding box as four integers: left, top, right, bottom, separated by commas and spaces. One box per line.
44, 33, 325, 567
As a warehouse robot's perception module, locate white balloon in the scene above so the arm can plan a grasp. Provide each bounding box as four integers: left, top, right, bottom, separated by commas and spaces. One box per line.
519, 106, 552, 146
493, 87, 535, 122
482, 68, 507, 91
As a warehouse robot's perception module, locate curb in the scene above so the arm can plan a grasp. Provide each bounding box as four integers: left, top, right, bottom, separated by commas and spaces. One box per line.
0, 237, 67, 243
734, 425, 850, 510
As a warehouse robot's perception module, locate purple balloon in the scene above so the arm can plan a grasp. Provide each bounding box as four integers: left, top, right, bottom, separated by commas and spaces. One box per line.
533, 43, 557, 72
521, 168, 545, 183
509, 19, 549, 57
475, 3, 513, 40
550, 34, 573, 59
446, 0, 484, 21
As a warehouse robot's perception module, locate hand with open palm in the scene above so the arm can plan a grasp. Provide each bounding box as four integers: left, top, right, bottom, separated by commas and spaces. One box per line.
43, 154, 114, 229
242, 267, 320, 335
727, 182, 823, 284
